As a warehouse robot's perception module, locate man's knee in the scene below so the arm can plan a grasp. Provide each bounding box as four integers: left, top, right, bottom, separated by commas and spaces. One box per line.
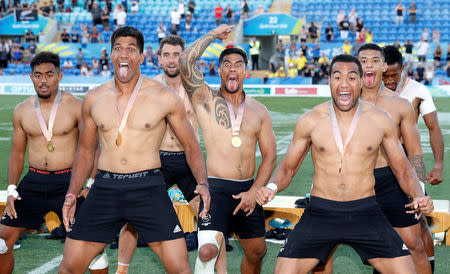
244, 244, 267, 263
0, 238, 8, 255
198, 243, 219, 262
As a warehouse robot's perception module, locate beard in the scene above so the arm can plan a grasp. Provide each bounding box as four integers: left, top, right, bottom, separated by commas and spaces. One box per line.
164, 67, 180, 78
222, 83, 240, 94
37, 92, 52, 99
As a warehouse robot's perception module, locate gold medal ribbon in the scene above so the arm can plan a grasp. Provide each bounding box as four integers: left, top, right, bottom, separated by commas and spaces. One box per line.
34, 89, 62, 152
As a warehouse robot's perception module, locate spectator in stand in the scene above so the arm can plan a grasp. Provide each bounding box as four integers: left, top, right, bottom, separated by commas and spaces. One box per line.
249, 37, 260, 70
434, 44, 443, 68
287, 62, 297, 78
80, 61, 90, 76
444, 61, 450, 77
197, 59, 207, 75
308, 22, 318, 43
101, 6, 110, 31
91, 25, 100, 42
100, 64, 111, 77
420, 27, 430, 42
287, 54, 296, 68
356, 28, 366, 45
415, 62, 425, 83
275, 64, 287, 78
85, 0, 93, 11
121, 0, 127, 12
417, 37, 430, 62
225, 4, 234, 25
341, 40, 352, 55
57, 0, 64, 12
302, 63, 313, 78
214, 3, 223, 25
393, 39, 401, 49
404, 39, 414, 67
28, 39, 36, 55
298, 26, 307, 43
170, 7, 180, 31
75, 48, 83, 69
63, 58, 74, 71
276, 39, 286, 64
325, 23, 334, 42
255, 5, 264, 15
185, 12, 192, 31
6, 1, 14, 15
144, 45, 156, 67
339, 16, 350, 39
39, 1, 53, 17
116, 5, 127, 29
208, 60, 217, 76
395, 2, 405, 25
311, 42, 320, 64
99, 53, 109, 70
0, 41, 9, 69
355, 17, 364, 36
71, 29, 79, 43
336, 9, 345, 26
131, 0, 139, 14
241, 0, 249, 19
318, 53, 329, 65
24, 29, 35, 42
21, 0, 30, 9
348, 8, 358, 28
319, 57, 329, 78
81, 25, 90, 46
365, 28, 373, 43
178, 0, 185, 18
424, 64, 434, 85
406, 66, 414, 78
296, 52, 308, 74
157, 22, 167, 43
187, 0, 195, 16
90, 57, 100, 73
409, 1, 417, 25
299, 41, 307, 60
432, 29, 440, 43
287, 41, 297, 57
91, 2, 102, 26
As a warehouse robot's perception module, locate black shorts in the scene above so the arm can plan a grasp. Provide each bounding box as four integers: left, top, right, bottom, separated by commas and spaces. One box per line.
279, 196, 410, 265
160, 150, 197, 202
374, 166, 419, 228
198, 177, 265, 239
67, 169, 184, 244
1, 167, 71, 229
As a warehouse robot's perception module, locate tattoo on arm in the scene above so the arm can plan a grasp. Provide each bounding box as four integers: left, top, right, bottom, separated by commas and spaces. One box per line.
180, 32, 215, 96
409, 155, 426, 182
212, 88, 231, 128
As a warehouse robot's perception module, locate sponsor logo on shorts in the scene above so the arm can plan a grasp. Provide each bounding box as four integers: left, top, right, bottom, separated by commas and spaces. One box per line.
1, 210, 6, 220
402, 243, 408, 250
102, 171, 154, 180
68, 217, 75, 233
201, 213, 211, 227
173, 225, 182, 233
102, 173, 110, 179
280, 238, 287, 253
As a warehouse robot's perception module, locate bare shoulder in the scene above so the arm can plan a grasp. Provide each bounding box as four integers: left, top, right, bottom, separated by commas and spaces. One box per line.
362, 101, 395, 131
153, 74, 163, 82
13, 96, 34, 120
83, 80, 114, 103
246, 96, 271, 117
296, 101, 328, 130
61, 91, 82, 105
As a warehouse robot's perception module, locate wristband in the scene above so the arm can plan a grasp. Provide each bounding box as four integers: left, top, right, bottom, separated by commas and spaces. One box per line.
86, 178, 95, 189
65, 193, 76, 200
265, 183, 278, 193
199, 183, 209, 189
418, 181, 425, 194
7, 185, 19, 199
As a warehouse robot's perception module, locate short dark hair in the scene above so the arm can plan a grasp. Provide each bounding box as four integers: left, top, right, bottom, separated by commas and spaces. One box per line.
110, 26, 144, 53
218, 47, 248, 66
329, 54, 363, 77
383, 45, 403, 67
357, 43, 385, 59
158, 35, 185, 55
30, 51, 60, 72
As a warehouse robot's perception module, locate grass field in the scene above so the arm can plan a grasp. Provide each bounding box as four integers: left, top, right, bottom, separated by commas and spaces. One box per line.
0, 95, 449, 273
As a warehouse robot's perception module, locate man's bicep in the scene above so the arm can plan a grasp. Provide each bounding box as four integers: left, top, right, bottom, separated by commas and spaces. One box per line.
79, 96, 98, 150
180, 56, 206, 97
283, 119, 311, 171
11, 110, 27, 154
258, 112, 276, 158
423, 111, 440, 131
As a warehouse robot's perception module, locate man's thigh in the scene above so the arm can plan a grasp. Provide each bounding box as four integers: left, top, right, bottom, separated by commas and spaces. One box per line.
275, 257, 320, 274
149, 238, 191, 273
368, 255, 415, 274
60, 238, 107, 273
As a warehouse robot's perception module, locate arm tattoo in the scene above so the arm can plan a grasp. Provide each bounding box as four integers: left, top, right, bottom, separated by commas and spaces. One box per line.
179, 32, 215, 96
408, 155, 426, 182
212, 88, 231, 128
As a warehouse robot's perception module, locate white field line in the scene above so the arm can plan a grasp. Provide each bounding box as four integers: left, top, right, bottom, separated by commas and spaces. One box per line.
27, 254, 63, 274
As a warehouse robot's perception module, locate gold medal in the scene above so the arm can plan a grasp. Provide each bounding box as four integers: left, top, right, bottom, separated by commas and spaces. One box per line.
115, 132, 122, 146
47, 141, 54, 152
231, 136, 241, 148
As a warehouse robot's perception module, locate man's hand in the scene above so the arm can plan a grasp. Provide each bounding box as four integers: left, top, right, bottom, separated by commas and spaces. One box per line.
405, 196, 434, 218
426, 166, 443, 185
232, 189, 257, 216
6, 185, 21, 219
212, 24, 234, 40
62, 195, 77, 232
78, 188, 90, 198
194, 184, 210, 219
255, 187, 276, 206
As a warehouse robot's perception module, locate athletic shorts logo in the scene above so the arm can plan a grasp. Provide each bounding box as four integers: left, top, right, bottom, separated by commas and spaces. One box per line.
402, 243, 408, 250
102, 173, 110, 179
173, 225, 182, 233
201, 213, 211, 227
1, 210, 6, 220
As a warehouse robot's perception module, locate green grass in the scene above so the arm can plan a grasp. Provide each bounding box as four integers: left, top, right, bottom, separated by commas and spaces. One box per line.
1, 95, 449, 273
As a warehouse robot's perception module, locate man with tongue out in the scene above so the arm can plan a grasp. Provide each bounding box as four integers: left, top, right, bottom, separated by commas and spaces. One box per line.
179, 24, 277, 273
59, 26, 210, 273
357, 44, 431, 274
255, 54, 432, 274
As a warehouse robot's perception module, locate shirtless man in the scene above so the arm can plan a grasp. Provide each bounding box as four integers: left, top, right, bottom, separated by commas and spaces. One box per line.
179, 24, 276, 274
357, 44, 431, 274
383, 45, 444, 273
255, 54, 433, 274
0, 52, 81, 273
116, 35, 201, 274
58, 26, 210, 274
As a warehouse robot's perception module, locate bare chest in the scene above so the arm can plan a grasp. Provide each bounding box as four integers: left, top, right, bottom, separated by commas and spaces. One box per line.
22, 107, 77, 137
